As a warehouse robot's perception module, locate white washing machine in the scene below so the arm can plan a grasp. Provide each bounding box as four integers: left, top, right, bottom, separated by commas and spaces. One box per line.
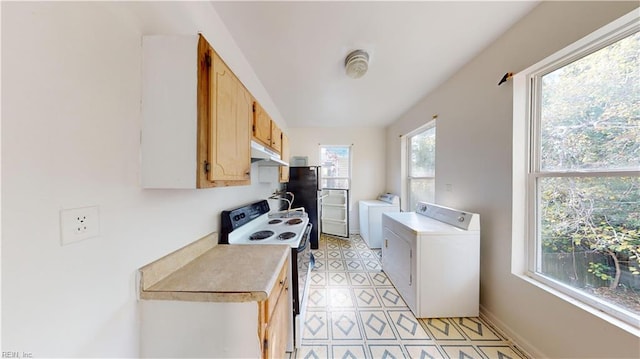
382, 202, 480, 318
359, 193, 400, 249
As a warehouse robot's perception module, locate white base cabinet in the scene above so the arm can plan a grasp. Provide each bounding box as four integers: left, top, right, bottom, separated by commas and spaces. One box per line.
141, 301, 261, 358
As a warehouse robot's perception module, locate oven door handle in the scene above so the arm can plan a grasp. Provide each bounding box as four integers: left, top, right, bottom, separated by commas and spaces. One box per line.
297, 223, 312, 253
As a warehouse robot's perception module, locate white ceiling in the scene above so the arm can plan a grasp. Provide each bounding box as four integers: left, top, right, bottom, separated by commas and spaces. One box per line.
211, 1, 539, 128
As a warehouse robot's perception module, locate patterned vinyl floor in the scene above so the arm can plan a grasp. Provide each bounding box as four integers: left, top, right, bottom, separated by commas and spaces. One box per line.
294, 234, 530, 359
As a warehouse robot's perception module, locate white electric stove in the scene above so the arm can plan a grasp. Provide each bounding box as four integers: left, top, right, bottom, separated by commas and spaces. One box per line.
227, 213, 309, 248
219, 200, 314, 350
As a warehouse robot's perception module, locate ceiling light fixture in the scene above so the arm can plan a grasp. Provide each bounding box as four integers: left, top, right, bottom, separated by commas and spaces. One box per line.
345, 49, 369, 79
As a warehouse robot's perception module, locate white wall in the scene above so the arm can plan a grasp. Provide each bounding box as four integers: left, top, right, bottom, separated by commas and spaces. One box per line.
386, 2, 639, 358
1, 2, 284, 356
288, 127, 387, 233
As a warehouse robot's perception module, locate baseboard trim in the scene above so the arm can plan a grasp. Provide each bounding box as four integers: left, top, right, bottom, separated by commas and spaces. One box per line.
480, 305, 545, 359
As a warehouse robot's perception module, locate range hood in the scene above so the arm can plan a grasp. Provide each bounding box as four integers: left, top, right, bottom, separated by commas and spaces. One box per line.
251, 140, 288, 166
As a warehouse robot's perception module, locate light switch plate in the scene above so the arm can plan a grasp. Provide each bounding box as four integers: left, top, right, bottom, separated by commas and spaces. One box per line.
60, 206, 100, 245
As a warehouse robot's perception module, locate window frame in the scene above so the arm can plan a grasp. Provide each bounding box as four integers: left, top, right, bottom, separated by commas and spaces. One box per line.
513, 9, 640, 334
319, 145, 352, 190
405, 120, 436, 211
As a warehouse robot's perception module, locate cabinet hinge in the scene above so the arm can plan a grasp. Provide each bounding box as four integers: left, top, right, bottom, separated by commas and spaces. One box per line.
252, 124, 256, 132
204, 161, 210, 173
204, 53, 212, 67
252, 103, 256, 113
263, 338, 268, 351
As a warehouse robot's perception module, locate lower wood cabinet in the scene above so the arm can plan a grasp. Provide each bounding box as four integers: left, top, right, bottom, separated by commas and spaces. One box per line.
259, 257, 290, 358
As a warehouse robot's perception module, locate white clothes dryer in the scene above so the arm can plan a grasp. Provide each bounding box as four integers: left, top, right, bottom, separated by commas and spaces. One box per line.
382, 202, 480, 318
359, 193, 400, 249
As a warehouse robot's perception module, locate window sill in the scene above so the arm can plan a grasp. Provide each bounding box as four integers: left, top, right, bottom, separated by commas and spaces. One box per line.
513, 272, 640, 338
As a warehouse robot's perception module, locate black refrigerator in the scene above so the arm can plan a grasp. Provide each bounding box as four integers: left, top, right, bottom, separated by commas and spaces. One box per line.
286, 166, 321, 249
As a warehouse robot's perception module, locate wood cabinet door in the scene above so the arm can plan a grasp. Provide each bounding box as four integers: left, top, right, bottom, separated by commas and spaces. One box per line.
196, 35, 214, 188
209, 52, 251, 183
264, 290, 289, 359
258, 259, 289, 358
270, 123, 282, 153
279, 133, 289, 183
253, 101, 272, 147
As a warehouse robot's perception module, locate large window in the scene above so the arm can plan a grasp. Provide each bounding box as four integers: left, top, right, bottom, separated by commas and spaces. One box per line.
320, 145, 351, 189
407, 122, 436, 211
514, 11, 639, 328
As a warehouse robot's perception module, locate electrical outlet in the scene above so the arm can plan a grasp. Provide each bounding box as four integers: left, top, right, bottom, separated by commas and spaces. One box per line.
60, 206, 100, 245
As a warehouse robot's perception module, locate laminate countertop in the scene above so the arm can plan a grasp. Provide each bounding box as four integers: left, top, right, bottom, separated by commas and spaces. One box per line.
139, 238, 290, 303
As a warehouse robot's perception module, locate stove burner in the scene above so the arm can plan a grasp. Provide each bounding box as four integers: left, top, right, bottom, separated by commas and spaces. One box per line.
278, 232, 296, 240
268, 219, 283, 225
249, 230, 275, 241
286, 218, 303, 225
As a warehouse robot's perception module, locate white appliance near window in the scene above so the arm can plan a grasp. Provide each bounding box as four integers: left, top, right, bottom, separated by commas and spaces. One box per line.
320, 189, 349, 237
382, 202, 480, 318
359, 193, 400, 249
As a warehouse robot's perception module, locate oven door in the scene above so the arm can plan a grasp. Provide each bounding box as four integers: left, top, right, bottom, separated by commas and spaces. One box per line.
293, 223, 313, 314
294, 223, 314, 348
